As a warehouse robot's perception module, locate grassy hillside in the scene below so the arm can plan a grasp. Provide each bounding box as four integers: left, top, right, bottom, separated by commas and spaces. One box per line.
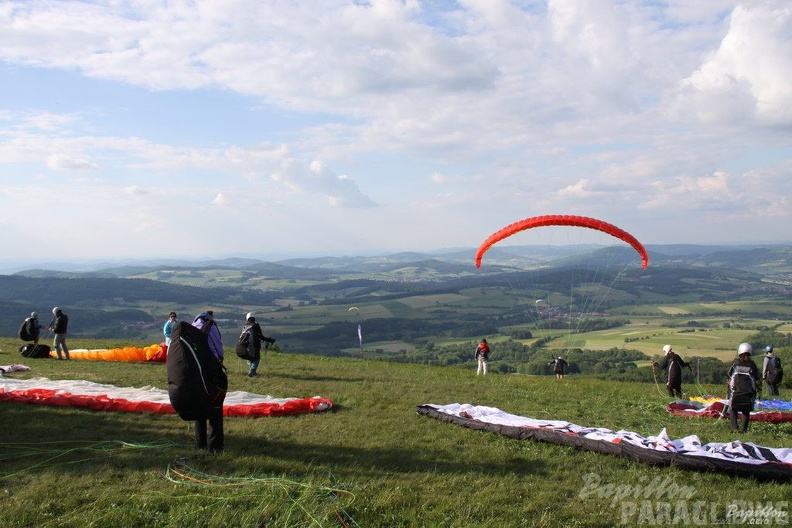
1, 337, 789, 527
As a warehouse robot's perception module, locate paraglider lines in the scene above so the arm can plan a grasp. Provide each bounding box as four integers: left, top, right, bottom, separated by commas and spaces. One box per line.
163, 458, 359, 526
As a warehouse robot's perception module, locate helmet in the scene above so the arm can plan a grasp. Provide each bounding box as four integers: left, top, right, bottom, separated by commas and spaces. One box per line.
737, 342, 752, 356
765, 345, 774, 354
246, 312, 254, 321
30, 311, 38, 318
558, 356, 563, 360
662, 344, 672, 354
52, 307, 60, 315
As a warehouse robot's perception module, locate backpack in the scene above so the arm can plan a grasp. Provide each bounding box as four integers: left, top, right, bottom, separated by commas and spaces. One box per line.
19, 344, 51, 358
18, 318, 34, 342
166, 321, 228, 421
728, 363, 757, 410
235, 325, 255, 360
767, 356, 784, 385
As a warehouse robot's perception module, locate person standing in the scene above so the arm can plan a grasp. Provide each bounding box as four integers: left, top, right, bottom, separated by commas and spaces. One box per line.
475, 338, 490, 376
48, 307, 70, 360
727, 343, 760, 433
192, 312, 225, 454
549, 356, 568, 379
163, 312, 177, 347
237, 313, 275, 378
762, 346, 783, 398
653, 345, 690, 398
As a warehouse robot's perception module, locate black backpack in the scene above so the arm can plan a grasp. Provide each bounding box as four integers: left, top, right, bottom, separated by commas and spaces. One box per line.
166, 321, 228, 421
767, 356, 784, 385
18, 319, 34, 342
19, 344, 51, 358
729, 364, 756, 409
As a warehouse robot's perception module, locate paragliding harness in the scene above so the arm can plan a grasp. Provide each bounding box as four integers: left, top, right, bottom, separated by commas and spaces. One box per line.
550, 357, 567, 374
18, 317, 38, 342
19, 343, 52, 358
167, 320, 228, 421
235, 324, 255, 360
235, 324, 275, 361
728, 364, 757, 412
766, 356, 784, 385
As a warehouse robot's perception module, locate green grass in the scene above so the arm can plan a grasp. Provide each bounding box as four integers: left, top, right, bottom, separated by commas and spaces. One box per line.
1, 337, 790, 527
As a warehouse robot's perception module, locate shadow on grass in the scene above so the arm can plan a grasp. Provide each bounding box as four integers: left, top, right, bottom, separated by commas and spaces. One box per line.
268, 372, 368, 383
228, 435, 550, 478
0, 402, 549, 480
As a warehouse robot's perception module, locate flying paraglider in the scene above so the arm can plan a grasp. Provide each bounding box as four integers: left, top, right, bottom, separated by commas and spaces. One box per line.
474, 214, 649, 269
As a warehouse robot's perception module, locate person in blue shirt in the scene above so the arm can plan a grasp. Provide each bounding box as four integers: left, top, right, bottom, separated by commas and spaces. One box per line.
163, 312, 177, 347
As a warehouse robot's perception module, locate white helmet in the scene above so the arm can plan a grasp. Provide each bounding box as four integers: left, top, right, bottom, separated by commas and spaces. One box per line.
30, 311, 38, 318
52, 307, 60, 315
737, 342, 752, 356
662, 344, 672, 354
246, 312, 254, 321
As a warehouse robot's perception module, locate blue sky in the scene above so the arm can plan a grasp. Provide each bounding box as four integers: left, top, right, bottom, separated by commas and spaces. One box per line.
1, 0, 791, 266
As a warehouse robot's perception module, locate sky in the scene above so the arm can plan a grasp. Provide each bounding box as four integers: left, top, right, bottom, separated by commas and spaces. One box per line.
1, 0, 791, 265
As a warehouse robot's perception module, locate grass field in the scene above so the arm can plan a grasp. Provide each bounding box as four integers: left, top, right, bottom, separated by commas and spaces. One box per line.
1, 336, 790, 527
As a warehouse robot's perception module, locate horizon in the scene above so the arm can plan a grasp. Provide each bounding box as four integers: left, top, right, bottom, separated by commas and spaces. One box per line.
2, 240, 791, 275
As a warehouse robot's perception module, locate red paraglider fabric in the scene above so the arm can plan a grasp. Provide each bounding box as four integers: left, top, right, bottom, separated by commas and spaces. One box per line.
0, 377, 332, 417
475, 214, 649, 269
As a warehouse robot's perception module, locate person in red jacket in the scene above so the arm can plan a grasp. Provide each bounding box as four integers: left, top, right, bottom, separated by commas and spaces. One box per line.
475, 339, 491, 376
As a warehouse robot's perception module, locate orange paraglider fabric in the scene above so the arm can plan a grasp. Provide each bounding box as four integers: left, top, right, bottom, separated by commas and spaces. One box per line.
475, 214, 649, 269
50, 344, 165, 362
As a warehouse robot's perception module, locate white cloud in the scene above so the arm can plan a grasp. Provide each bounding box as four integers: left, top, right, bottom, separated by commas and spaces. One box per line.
46, 154, 98, 171
675, 1, 792, 126
0, 0, 791, 259
271, 159, 376, 208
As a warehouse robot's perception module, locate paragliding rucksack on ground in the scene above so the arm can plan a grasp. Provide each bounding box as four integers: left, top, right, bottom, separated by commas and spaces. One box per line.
235, 324, 255, 360
767, 356, 784, 385
167, 321, 228, 421
19, 344, 51, 358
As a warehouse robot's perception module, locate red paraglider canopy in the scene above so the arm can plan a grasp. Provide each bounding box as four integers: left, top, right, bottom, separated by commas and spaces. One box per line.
475, 214, 649, 269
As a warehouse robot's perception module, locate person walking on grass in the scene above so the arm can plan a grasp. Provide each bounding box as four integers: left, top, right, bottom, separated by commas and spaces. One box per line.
762, 346, 783, 398
652, 344, 690, 399
237, 313, 275, 378
48, 307, 69, 360
549, 356, 568, 379
727, 343, 760, 433
475, 338, 491, 376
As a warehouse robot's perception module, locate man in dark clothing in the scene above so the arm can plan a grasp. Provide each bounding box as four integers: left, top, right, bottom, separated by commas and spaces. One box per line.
762, 345, 783, 397
192, 312, 225, 454
48, 307, 69, 360
238, 313, 275, 378
727, 343, 760, 433
549, 357, 568, 379
653, 344, 689, 398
